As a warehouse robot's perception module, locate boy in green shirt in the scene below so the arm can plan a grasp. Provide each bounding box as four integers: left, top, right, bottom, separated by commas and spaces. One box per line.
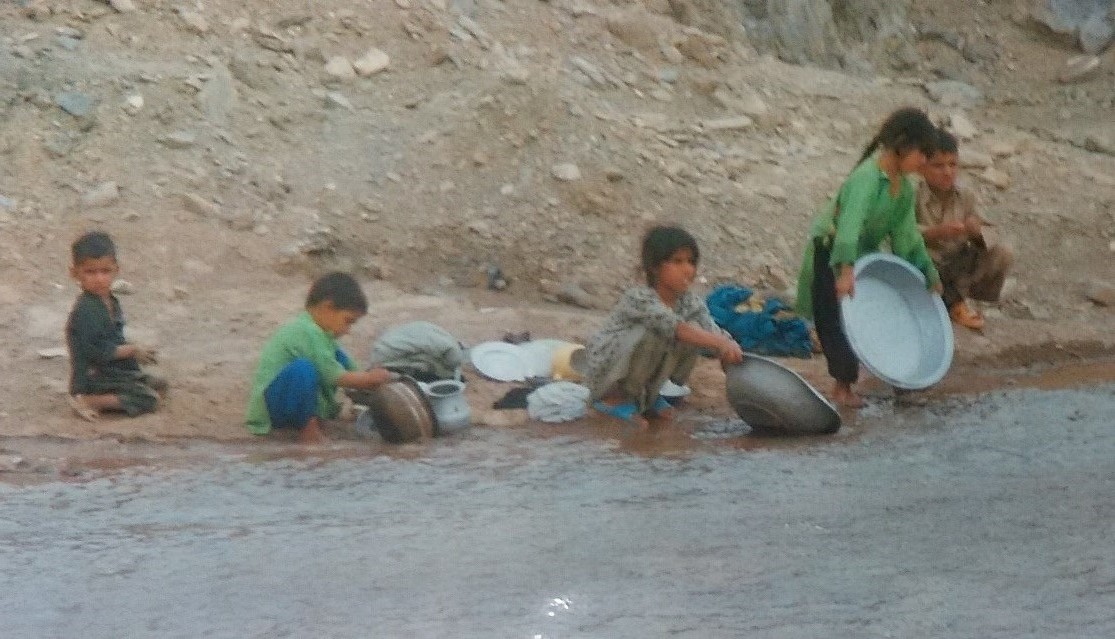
245, 272, 394, 443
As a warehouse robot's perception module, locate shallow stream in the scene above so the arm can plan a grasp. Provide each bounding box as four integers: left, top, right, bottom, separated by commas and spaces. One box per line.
2, 374, 1113, 637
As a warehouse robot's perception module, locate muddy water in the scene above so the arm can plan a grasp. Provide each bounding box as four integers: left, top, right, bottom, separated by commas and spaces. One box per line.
2, 379, 1114, 638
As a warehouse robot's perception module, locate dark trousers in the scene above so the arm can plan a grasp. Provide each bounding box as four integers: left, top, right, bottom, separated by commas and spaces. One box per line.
263, 349, 352, 429
811, 237, 859, 384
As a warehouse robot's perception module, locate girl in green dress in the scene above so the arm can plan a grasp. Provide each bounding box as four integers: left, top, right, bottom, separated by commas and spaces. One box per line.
796, 107, 943, 408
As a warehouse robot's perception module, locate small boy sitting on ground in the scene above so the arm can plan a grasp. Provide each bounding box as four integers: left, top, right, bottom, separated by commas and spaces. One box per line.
917, 127, 1015, 330
66, 231, 166, 421
244, 271, 394, 443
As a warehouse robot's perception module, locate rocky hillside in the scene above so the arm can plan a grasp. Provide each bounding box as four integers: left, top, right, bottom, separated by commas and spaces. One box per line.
2, 0, 1113, 307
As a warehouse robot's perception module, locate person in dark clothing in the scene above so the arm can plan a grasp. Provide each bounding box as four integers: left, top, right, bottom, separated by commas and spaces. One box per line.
65, 231, 166, 421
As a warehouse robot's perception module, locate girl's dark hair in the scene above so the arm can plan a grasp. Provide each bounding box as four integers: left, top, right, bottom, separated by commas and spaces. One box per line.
306, 271, 368, 313
858, 107, 938, 164
933, 127, 959, 155
641, 225, 699, 286
71, 231, 116, 264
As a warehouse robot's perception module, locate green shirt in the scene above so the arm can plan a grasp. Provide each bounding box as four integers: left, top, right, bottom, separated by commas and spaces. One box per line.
795, 156, 940, 319
244, 311, 358, 434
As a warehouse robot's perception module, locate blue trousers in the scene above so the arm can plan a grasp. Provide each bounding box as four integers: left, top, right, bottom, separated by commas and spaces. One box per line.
264, 350, 352, 429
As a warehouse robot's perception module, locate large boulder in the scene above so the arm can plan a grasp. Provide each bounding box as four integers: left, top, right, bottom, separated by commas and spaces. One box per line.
1034, 0, 1114, 53
740, 0, 910, 69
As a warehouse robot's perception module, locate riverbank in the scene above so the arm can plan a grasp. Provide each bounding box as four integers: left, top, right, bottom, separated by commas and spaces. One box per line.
4, 296, 1114, 486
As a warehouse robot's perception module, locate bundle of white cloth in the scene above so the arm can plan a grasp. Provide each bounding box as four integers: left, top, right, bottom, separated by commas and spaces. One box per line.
526, 382, 590, 423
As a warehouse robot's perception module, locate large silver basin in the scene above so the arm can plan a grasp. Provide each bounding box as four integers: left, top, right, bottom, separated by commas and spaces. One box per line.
724, 356, 841, 435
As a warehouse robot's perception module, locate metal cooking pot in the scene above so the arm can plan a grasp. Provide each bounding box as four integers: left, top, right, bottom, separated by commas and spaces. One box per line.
351, 376, 439, 443
724, 356, 841, 435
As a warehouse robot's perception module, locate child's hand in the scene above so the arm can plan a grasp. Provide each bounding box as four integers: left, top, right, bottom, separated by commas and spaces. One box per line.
964, 216, 983, 238
718, 337, 745, 365
133, 344, 158, 365
835, 266, 855, 299
367, 367, 396, 386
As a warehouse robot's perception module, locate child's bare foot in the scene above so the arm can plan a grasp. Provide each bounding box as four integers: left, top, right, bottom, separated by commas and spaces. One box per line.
649, 397, 677, 422
832, 382, 865, 408
298, 417, 326, 444
67, 395, 99, 422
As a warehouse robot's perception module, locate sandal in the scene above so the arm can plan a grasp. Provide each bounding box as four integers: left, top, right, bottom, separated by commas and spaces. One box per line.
67, 395, 99, 422
650, 396, 672, 414
592, 400, 640, 421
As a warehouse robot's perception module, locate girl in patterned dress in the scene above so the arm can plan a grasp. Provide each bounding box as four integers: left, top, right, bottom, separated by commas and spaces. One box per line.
584, 226, 745, 428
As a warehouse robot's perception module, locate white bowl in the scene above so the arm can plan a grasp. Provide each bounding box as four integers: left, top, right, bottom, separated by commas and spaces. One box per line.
839, 253, 954, 389
469, 341, 529, 382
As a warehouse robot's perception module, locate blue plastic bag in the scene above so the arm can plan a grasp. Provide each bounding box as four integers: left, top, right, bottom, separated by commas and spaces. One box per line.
706, 284, 813, 358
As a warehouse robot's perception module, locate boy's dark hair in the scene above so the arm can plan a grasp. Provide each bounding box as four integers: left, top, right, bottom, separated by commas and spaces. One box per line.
306, 272, 368, 313
932, 127, 959, 155
857, 107, 938, 165
641, 225, 699, 286
71, 231, 117, 265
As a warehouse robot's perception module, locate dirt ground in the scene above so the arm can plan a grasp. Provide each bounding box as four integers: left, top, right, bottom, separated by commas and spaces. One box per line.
1, 0, 1114, 474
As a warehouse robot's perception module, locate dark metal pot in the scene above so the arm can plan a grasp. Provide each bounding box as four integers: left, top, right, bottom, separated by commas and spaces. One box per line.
351, 376, 440, 444
724, 356, 841, 435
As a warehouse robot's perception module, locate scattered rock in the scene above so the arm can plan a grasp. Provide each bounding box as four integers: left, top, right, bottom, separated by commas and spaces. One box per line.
756, 184, 788, 202
556, 282, 596, 309
179, 10, 209, 34
325, 91, 355, 111
948, 112, 977, 140
353, 48, 391, 76
159, 130, 197, 149
551, 163, 582, 182
111, 279, 136, 295
1058, 55, 1101, 84
702, 115, 753, 131
569, 56, 609, 86
987, 141, 1017, 158
37, 347, 68, 359
1086, 282, 1115, 307
55, 91, 94, 118
82, 182, 120, 208
960, 149, 993, 169
324, 56, 356, 81
108, 0, 137, 12
605, 9, 662, 50
197, 64, 237, 124
1079, 12, 1114, 54
978, 166, 1011, 190
712, 86, 769, 119
1084, 130, 1115, 156
123, 94, 144, 115
181, 193, 220, 218
925, 80, 983, 106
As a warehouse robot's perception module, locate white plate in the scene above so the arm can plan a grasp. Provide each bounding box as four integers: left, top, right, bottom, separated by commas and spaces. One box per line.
469, 341, 529, 382
518, 339, 573, 378
839, 253, 954, 389
660, 380, 691, 398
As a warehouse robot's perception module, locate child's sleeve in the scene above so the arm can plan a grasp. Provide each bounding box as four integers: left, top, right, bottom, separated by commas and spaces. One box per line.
614, 288, 681, 339
68, 306, 117, 366
300, 329, 349, 387
891, 191, 941, 286
829, 172, 875, 268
